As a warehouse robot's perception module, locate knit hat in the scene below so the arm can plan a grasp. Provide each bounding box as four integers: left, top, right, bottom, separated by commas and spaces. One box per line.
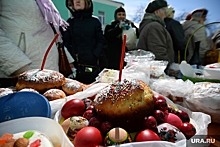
114, 6, 126, 20
145, 0, 168, 13
166, 5, 174, 17
185, 8, 208, 20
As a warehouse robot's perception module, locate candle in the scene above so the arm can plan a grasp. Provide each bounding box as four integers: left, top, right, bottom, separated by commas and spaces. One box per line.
41, 33, 59, 70
118, 34, 127, 81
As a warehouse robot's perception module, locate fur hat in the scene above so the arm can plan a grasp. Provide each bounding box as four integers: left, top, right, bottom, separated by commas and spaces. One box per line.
166, 5, 174, 17
185, 8, 208, 20
114, 6, 126, 20
145, 0, 168, 13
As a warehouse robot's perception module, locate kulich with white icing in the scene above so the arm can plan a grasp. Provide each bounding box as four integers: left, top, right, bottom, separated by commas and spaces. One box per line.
93, 79, 154, 132
62, 78, 83, 95
43, 89, 66, 101
16, 69, 65, 93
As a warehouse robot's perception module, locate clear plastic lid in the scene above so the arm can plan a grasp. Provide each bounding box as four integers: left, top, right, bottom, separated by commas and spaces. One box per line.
124, 49, 155, 63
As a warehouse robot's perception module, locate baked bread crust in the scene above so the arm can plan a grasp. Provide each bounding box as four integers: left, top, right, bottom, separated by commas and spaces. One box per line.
43, 88, 66, 101
16, 69, 65, 93
93, 79, 154, 132
62, 78, 83, 95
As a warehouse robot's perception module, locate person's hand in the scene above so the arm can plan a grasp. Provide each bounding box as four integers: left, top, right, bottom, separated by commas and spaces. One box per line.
119, 20, 126, 29
69, 63, 75, 68
11, 64, 31, 77
68, 67, 77, 79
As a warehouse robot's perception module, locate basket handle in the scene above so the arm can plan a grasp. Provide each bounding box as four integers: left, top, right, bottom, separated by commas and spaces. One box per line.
184, 22, 220, 61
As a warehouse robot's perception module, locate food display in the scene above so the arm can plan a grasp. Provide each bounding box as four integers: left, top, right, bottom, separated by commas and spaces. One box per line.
1, 46, 215, 147
0, 130, 55, 147
43, 89, 66, 101
55, 78, 206, 147
16, 69, 66, 93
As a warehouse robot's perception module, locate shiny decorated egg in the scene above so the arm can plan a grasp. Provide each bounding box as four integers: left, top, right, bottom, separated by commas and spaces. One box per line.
104, 127, 132, 146
157, 123, 186, 143
66, 116, 89, 142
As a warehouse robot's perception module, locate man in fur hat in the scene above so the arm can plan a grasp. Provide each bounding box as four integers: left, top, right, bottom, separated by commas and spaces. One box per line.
137, 0, 174, 73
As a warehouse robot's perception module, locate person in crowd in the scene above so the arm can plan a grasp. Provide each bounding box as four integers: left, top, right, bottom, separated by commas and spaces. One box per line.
182, 8, 210, 65
204, 30, 220, 65
164, 6, 186, 63
137, 0, 174, 72
104, 6, 139, 70
0, 0, 74, 88
62, 0, 105, 84
211, 30, 220, 49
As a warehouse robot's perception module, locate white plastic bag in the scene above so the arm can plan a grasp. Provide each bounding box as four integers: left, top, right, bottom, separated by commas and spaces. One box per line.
122, 27, 137, 50
151, 79, 194, 105
184, 82, 220, 123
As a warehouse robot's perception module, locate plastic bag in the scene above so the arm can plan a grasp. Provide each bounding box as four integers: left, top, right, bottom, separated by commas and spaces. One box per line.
183, 82, 220, 123
124, 49, 155, 66
151, 79, 194, 105
96, 67, 150, 85
122, 26, 137, 50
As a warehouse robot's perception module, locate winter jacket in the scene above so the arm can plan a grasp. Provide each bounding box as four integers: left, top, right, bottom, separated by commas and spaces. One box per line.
104, 20, 139, 70
137, 13, 174, 66
0, 0, 62, 78
164, 18, 186, 63
63, 0, 105, 66
181, 20, 210, 64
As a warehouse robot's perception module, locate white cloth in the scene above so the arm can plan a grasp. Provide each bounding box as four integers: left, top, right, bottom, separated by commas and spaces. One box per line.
0, 0, 60, 78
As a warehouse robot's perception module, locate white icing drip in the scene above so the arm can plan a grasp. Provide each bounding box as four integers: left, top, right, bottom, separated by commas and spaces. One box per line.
19, 69, 64, 83
65, 81, 81, 90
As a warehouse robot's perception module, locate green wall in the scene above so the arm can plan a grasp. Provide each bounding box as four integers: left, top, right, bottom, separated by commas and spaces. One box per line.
52, 0, 118, 25
93, 2, 117, 25
52, 0, 69, 21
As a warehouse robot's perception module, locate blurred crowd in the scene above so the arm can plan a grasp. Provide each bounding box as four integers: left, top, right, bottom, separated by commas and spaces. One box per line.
1, 0, 220, 87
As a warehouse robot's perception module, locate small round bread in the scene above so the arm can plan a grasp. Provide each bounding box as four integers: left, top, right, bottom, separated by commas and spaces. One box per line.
16, 69, 65, 93
93, 79, 154, 132
0, 88, 14, 98
43, 88, 66, 101
20, 88, 39, 93
62, 78, 83, 95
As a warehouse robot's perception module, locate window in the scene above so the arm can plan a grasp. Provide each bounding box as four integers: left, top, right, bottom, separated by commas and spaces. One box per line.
98, 11, 105, 26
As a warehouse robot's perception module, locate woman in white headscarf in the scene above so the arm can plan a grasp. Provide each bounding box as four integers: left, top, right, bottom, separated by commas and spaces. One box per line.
0, 0, 74, 87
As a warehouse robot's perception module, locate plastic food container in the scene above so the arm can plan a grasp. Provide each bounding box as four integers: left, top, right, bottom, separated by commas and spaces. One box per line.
124, 49, 155, 66
0, 117, 73, 147
0, 91, 51, 123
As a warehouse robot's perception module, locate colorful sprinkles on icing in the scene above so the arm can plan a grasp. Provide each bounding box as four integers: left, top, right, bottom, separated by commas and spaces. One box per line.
95, 79, 143, 104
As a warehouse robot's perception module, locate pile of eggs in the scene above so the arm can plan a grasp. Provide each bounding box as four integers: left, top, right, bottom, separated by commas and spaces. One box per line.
60, 94, 196, 147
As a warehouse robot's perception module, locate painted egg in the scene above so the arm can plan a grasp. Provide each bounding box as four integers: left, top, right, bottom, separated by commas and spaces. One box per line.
104, 127, 132, 146
157, 123, 186, 143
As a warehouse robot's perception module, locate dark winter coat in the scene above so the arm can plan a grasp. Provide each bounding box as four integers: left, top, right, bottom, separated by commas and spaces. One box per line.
62, 0, 105, 84
63, 0, 105, 66
104, 20, 139, 70
137, 13, 174, 66
164, 18, 186, 63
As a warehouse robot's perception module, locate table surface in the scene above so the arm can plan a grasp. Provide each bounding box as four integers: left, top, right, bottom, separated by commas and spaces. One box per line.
208, 123, 220, 147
